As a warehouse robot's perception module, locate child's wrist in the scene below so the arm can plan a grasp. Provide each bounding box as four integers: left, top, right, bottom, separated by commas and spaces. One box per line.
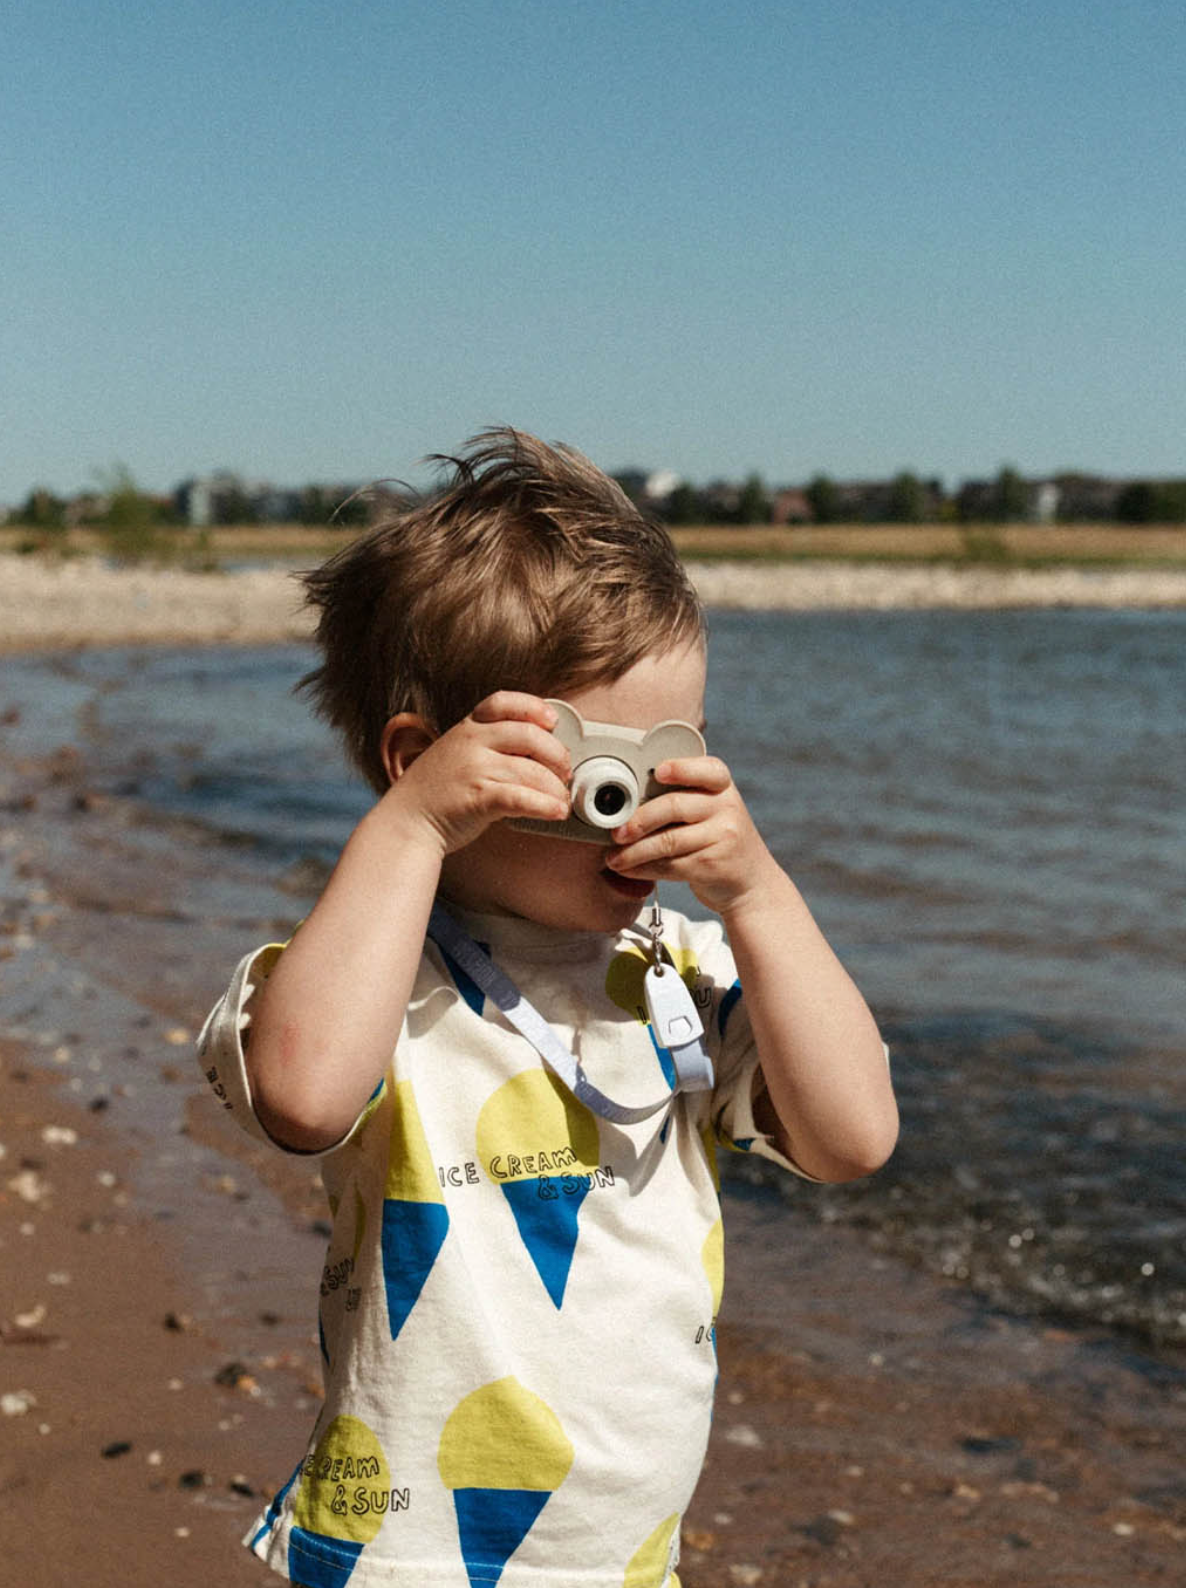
371, 785, 450, 862
714, 856, 800, 930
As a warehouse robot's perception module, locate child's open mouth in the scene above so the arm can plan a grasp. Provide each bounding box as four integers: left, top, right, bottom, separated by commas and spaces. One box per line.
601, 867, 654, 901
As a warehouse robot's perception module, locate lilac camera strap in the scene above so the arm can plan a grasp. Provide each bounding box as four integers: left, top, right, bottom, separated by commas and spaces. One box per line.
426, 904, 711, 1125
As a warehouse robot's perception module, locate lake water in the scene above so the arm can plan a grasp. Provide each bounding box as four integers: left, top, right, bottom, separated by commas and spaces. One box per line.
8, 608, 1185, 1350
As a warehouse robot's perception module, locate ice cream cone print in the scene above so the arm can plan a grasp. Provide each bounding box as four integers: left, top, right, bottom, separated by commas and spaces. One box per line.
287, 1415, 394, 1587
438, 1377, 574, 1586
476, 1069, 600, 1307
623, 1512, 681, 1586
702, 1216, 724, 1350
381, 1080, 449, 1341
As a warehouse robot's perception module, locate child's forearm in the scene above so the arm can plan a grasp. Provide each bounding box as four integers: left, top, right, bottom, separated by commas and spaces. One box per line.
720, 865, 898, 1183
247, 794, 445, 1152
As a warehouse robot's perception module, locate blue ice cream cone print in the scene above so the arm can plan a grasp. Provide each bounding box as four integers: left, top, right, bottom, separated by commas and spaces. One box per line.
476, 1069, 600, 1308
287, 1415, 393, 1588
381, 1080, 449, 1340
438, 1377, 574, 1587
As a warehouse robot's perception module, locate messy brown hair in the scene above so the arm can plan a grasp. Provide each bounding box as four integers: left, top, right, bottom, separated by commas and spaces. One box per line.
300, 428, 706, 792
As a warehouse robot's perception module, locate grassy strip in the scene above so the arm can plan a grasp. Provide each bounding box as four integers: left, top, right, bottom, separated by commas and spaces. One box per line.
4, 521, 1185, 570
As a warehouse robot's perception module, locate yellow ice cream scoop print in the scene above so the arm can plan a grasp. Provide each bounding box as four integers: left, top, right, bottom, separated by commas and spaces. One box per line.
623, 1512, 681, 1586
476, 1069, 600, 1308
439, 1377, 573, 1586
286, 1414, 397, 1587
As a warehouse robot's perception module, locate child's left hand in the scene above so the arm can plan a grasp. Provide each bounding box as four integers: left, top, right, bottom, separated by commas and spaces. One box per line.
603, 755, 780, 917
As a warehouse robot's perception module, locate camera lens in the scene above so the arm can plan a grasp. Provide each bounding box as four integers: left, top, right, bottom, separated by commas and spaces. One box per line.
593, 784, 627, 818
571, 756, 640, 828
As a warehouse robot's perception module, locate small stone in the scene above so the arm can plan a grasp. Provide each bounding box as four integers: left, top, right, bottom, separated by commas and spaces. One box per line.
724, 1423, 763, 1449
215, 1360, 251, 1387
728, 1568, 763, 1586
962, 1435, 1021, 1456
101, 1441, 133, 1459
7, 1169, 49, 1204
2, 1391, 36, 1417
1112, 1522, 1136, 1537
164, 1028, 191, 1046
41, 1125, 78, 1146
801, 1514, 844, 1547
178, 1469, 206, 1490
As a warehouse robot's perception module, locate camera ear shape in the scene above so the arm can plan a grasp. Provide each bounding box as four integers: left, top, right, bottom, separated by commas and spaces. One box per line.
638, 718, 706, 770
380, 712, 435, 786
542, 700, 585, 752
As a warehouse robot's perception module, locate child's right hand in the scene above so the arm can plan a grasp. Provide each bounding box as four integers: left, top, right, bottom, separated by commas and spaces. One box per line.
383, 691, 571, 856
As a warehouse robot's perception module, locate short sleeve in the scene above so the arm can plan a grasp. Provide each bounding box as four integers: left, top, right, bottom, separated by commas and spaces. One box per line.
196, 943, 369, 1157
669, 913, 817, 1181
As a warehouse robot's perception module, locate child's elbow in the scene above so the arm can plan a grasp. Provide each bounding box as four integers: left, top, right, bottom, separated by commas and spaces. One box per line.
248, 1054, 354, 1155
804, 1110, 899, 1184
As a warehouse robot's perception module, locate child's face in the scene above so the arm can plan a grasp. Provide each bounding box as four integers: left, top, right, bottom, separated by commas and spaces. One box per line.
438, 639, 707, 933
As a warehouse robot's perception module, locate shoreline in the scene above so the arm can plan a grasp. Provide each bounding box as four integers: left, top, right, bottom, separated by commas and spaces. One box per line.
3, 552, 1186, 655
3, 650, 1185, 1584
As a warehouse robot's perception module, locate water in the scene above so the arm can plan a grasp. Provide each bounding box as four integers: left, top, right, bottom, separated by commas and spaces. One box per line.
7, 608, 1185, 1350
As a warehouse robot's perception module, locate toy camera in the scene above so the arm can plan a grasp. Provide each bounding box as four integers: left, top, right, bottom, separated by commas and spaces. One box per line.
511, 700, 706, 844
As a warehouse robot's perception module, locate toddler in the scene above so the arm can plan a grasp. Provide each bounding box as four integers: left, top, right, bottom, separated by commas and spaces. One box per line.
199, 428, 897, 1588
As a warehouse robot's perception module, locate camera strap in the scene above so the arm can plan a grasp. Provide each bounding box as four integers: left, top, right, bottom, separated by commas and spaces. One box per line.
426, 904, 714, 1126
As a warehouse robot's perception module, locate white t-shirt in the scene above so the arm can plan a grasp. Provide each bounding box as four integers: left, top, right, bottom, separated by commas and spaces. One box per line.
198, 906, 796, 1588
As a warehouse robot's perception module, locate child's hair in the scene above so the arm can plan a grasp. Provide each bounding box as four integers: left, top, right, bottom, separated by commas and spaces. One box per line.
300, 427, 706, 792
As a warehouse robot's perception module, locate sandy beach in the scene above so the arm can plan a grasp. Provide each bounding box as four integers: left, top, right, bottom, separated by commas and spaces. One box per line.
2, 605, 1185, 1585
3, 551, 1186, 655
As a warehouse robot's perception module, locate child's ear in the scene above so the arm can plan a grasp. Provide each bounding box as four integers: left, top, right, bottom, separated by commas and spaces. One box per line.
380, 713, 436, 786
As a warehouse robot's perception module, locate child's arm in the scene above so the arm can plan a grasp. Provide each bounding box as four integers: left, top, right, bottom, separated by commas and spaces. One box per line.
245, 693, 570, 1152
605, 756, 898, 1182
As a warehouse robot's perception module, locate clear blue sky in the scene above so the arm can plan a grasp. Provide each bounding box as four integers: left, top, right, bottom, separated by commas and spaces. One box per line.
4, 0, 1183, 505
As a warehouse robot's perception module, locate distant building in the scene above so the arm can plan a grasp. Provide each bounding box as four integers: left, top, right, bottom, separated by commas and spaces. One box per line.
770, 488, 811, 524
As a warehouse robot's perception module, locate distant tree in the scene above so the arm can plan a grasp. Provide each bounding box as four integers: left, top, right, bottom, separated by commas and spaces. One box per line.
663, 482, 704, 524
213, 485, 259, 525
96, 465, 172, 563
806, 474, 840, 523
886, 471, 928, 523
735, 472, 771, 524
1155, 480, 1186, 522
1115, 481, 1157, 523
1118, 479, 1186, 523
15, 487, 67, 530
992, 466, 1028, 522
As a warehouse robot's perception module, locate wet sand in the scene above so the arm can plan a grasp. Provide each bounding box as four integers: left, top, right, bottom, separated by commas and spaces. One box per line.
2, 665, 1185, 1586
3, 551, 1186, 656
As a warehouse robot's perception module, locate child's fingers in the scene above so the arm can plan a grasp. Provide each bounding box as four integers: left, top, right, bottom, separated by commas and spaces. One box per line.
653, 754, 733, 793
467, 715, 571, 781
605, 817, 712, 875
470, 691, 559, 729
610, 788, 716, 846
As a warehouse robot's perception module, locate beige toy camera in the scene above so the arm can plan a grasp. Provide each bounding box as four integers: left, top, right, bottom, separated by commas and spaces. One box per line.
511, 700, 706, 844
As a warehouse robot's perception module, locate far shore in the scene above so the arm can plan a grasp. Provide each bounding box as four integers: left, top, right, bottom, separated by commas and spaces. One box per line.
2, 550, 1186, 653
